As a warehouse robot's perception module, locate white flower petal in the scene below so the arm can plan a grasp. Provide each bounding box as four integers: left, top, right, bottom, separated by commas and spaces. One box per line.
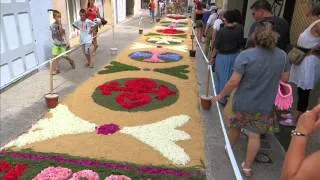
120, 115, 191, 165
2, 105, 97, 149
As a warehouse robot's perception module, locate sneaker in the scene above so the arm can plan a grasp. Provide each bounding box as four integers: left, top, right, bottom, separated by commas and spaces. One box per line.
279, 118, 296, 126
280, 113, 294, 119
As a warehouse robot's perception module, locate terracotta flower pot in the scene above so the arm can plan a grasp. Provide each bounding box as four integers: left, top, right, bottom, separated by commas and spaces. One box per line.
45, 93, 59, 109
189, 50, 196, 57
200, 95, 212, 110
139, 28, 143, 34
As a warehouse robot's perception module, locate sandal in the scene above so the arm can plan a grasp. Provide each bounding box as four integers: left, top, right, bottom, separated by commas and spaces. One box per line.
241, 162, 253, 177
279, 118, 296, 127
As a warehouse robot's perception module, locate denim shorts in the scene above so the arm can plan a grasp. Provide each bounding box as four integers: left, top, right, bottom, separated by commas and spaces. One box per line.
82, 43, 91, 55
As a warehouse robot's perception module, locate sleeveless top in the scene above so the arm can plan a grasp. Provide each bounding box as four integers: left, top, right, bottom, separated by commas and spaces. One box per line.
290, 19, 320, 90
297, 19, 320, 49
195, 13, 203, 21
87, 5, 98, 21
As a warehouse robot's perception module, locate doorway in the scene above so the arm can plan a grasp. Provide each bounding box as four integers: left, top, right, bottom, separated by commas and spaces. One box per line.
126, 0, 134, 16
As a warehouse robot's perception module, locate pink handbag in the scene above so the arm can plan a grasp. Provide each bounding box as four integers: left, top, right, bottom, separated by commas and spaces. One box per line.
274, 81, 293, 110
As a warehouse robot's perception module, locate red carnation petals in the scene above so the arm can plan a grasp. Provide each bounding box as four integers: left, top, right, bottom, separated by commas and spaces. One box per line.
157, 29, 185, 34
116, 93, 152, 109
0, 161, 11, 172
2, 163, 28, 180
97, 78, 177, 109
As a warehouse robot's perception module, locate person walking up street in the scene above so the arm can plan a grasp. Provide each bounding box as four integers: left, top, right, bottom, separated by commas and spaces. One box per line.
212, 23, 290, 177
204, 6, 219, 56
246, 0, 290, 51
214, 10, 244, 105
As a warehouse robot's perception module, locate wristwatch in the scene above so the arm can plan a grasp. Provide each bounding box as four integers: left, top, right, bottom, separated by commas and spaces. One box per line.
291, 130, 307, 137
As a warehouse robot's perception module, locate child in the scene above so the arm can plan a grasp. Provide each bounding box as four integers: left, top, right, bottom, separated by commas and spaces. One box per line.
72, 9, 97, 68
148, 0, 156, 23
49, 9, 75, 74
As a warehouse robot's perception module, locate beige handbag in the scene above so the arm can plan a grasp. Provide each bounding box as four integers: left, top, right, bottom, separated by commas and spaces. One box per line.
288, 47, 307, 65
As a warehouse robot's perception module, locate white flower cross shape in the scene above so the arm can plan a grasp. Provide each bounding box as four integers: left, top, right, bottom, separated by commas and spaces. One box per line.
120, 115, 191, 165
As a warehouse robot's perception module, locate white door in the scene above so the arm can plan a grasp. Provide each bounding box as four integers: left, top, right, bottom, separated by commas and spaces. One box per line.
116, 0, 126, 23
0, 0, 37, 89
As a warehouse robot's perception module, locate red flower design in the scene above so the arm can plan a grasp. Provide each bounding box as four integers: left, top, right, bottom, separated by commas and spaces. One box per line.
156, 85, 177, 100
2, 163, 28, 180
116, 93, 152, 109
157, 29, 185, 34
97, 78, 177, 109
0, 161, 11, 172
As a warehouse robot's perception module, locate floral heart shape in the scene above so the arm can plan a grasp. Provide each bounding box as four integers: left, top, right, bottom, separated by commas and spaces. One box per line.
116, 93, 152, 109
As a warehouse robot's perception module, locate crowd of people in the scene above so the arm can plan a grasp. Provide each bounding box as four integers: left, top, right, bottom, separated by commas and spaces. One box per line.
194, 0, 320, 178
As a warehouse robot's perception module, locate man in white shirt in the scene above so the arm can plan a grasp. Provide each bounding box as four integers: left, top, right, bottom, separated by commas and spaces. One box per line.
204, 6, 219, 56
208, 9, 225, 66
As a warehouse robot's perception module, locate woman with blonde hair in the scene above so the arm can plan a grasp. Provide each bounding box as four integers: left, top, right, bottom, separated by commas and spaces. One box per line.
212, 22, 290, 177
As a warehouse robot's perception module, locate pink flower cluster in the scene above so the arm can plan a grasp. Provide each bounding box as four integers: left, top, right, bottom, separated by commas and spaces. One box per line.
70, 169, 99, 180
33, 166, 72, 180
32, 166, 132, 180
105, 175, 131, 180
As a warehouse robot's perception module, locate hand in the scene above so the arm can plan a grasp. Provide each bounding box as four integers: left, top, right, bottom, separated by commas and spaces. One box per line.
209, 59, 215, 65
296, 104, 320, 136
211, 94, 222, 103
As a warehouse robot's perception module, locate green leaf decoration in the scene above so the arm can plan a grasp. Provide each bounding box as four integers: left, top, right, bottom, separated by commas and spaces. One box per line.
98, 61, 140, 74
154, 65, 190, 79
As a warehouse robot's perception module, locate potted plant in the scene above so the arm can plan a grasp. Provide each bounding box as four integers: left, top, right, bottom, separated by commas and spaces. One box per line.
139, 28, 143, 34
189, 31, 196, 57
200, 69, 212, 110
44, 62, 59, 109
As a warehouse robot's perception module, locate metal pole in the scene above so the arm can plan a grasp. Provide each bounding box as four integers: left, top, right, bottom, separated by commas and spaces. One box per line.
49, 61, 53, 94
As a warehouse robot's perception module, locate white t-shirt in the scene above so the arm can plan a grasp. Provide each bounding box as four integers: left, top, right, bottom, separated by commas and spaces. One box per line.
73, 19, 96, 44
206, 13, 218, 28
213, 19, 223, 31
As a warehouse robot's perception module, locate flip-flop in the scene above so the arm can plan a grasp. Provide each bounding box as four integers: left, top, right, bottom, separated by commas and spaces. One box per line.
254, 152, 272, 164
241, 162, 253, 177
279, 118, 296, 126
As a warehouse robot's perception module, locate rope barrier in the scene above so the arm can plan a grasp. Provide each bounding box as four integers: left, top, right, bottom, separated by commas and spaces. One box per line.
191, 21, 243, 180
0, 32, 98, 90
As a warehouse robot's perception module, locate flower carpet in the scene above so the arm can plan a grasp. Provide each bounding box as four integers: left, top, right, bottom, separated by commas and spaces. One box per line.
1, 16, 205, 179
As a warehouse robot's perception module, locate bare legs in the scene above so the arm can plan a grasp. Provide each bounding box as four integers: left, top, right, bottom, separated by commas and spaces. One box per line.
228, 128, 260, 177
53, 56, 75, 74
244, 132, 260, 169
228, 128, 241, 145
85, 53, 92, 67
92, 30, 98, 56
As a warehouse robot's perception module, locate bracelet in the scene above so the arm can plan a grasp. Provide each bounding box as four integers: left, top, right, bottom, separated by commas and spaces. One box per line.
291, 130, 307, 137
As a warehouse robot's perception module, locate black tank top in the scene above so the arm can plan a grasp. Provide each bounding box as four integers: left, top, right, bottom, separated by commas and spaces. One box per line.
196, 13, 203, 21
